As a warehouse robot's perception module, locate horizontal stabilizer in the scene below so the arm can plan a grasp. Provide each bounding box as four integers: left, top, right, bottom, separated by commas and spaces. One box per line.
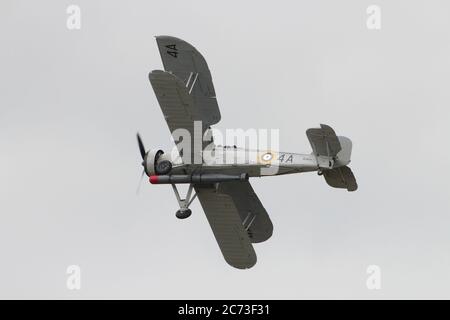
323, 166, 358, 192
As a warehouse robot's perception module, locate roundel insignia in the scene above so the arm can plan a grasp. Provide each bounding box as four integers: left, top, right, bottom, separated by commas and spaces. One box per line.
262, 153, 273, 161
260, 151, 275, 164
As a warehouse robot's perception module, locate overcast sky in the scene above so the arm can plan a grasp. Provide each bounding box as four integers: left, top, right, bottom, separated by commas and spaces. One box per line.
1, 0, 450, 299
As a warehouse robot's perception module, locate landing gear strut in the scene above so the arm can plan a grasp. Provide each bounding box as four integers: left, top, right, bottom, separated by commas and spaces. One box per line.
171, 183, 196, 219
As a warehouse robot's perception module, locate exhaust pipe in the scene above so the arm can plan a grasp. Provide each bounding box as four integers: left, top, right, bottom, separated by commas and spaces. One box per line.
149, 173, 249, 184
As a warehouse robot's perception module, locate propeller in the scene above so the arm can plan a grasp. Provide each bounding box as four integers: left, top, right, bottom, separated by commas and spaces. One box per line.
136, 169, 146, 194
136, 132, 146, 194
137, 133, 146, 160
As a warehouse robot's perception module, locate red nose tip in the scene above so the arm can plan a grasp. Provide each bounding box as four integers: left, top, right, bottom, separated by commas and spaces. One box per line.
149, 175, 159, 184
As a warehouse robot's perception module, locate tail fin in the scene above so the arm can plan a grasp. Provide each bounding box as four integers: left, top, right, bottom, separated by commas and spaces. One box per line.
335, 136, 352, 167
307, 124, 358, 192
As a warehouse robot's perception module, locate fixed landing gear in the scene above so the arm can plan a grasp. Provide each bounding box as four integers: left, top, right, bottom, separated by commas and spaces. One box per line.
171, 183, 196, 220
176, 209, 192, 219
317, 169, 324, 176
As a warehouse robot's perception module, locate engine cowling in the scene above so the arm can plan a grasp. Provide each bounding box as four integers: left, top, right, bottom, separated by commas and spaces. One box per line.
143, 149, 172, 176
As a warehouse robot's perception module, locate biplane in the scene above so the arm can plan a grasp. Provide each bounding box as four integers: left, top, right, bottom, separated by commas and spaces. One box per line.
137, 36, 358, 269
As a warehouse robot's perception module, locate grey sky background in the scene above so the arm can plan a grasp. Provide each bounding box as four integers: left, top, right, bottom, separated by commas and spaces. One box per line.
1, 0, 450, 299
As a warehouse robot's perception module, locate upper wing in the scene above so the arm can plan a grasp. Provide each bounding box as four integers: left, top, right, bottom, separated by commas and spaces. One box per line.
149, 70, 211, 164
155, 36, 221, 126
219, 181, 273, 243
194, 184, 257, 269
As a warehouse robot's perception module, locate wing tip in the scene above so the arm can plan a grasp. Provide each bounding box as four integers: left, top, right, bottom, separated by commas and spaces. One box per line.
155, 35, 186, 44
148, 70, 185, 87
225, 255, 257, 270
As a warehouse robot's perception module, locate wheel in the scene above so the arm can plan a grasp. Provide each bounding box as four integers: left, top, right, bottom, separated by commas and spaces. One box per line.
176, 209, 192, 219
317, 170, 323, 176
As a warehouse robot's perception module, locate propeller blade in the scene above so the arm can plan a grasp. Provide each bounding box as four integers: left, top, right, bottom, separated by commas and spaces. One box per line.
137, 133, 146, 160
136, 169, 146, 195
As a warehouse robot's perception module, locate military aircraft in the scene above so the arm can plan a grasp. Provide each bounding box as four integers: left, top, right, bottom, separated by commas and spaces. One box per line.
137, 36, 358, 269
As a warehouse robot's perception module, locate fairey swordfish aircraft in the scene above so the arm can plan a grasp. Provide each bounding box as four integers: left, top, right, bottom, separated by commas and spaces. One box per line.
137, 36, 358, 269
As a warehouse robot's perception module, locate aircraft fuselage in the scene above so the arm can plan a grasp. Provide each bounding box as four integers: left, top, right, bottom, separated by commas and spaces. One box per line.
163, 146, 330, 178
